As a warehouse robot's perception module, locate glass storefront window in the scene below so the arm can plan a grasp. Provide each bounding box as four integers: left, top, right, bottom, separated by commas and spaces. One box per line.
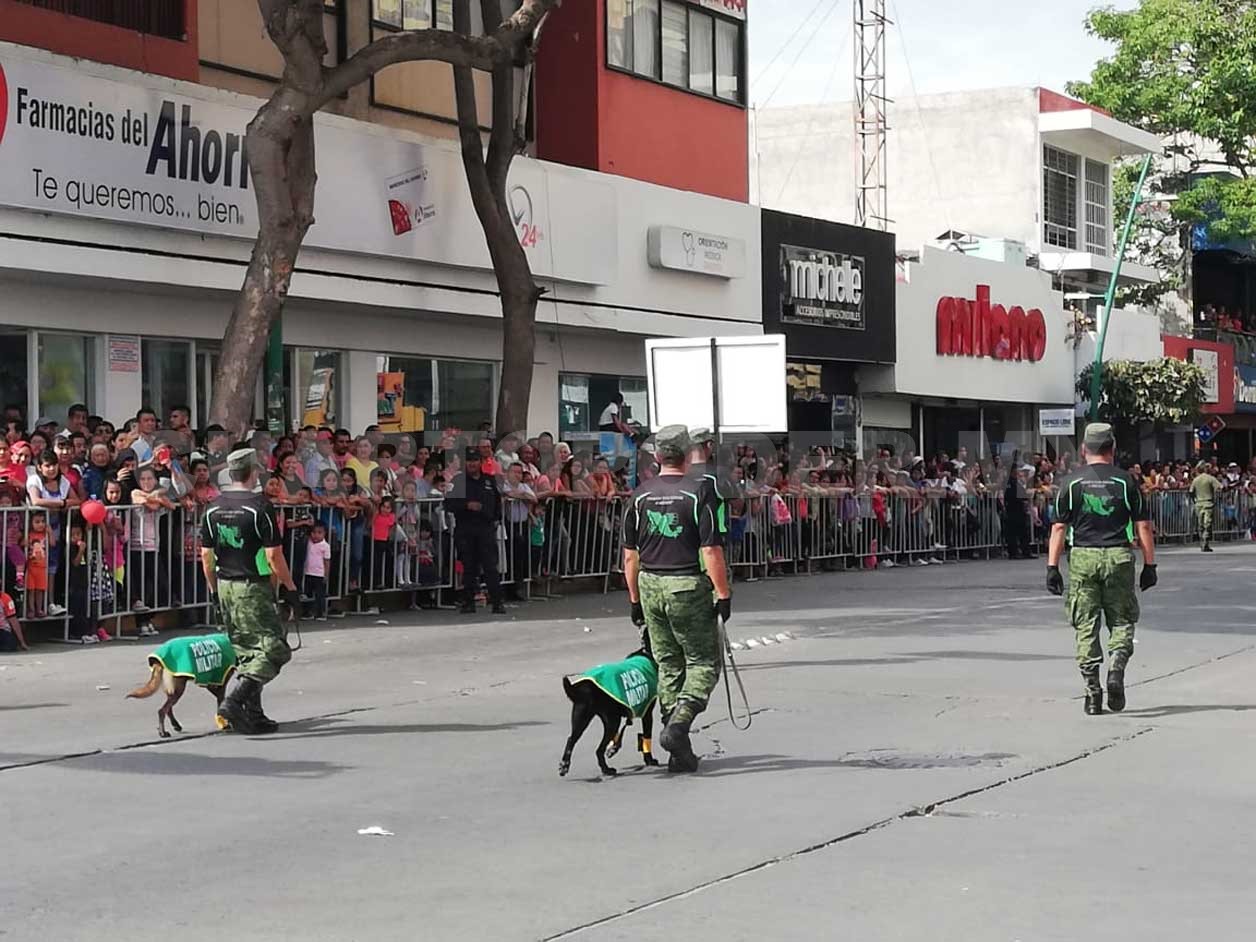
559, 372, 648, 437
294, 349, 342, 429
0, 332, 30, 426
141, 339, 192, 420
38, 333, 93, 426
376, 355, 495, 433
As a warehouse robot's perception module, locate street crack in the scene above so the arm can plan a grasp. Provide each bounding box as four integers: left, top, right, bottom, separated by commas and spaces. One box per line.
538, 727, 1154, 941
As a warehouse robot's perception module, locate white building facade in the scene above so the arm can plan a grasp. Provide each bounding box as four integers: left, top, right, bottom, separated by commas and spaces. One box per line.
753, 87, 1162, 297
0, 42, 761, 436
859, 247, 1075, 460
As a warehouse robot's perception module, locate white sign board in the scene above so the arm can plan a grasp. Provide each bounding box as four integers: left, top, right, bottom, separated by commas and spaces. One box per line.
1192, 348, 1220, 402
647, 225, 746, 279
0, 51, 616, 284
1038, 408, 1076, 437
646, 335, 786, 434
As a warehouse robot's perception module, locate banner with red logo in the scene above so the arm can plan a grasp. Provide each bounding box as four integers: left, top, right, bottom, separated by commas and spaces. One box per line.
0, 49, 616, 285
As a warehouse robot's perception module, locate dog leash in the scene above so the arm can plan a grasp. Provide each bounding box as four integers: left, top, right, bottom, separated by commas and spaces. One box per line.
718, 616, 752, 731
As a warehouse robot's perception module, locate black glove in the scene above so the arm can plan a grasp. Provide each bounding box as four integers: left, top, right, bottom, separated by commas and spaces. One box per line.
630, 600, 645, 627
282, 586, 302, 614
1139, 564, 1158, 592
1046, 566, 1064, 596
715, 597, 732, 623
208, 590, 219, 613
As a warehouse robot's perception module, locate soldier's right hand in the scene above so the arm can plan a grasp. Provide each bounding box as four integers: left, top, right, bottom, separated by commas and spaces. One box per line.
1046, 566, 1064, 596
630, 601, 645, 627
1139, 564, 1158, 592
716, 597, 732, 623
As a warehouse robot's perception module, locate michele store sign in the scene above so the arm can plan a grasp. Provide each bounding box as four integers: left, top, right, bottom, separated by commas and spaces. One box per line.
761, 210, 896, 363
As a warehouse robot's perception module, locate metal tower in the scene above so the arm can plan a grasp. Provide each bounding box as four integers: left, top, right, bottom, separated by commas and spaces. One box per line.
853, 0, 891, 230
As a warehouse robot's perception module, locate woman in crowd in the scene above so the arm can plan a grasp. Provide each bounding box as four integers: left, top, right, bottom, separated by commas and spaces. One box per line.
346, 437, 379, 491
79, 444, 114, 501
279, 452, 306, 498
339, 467, 372, 593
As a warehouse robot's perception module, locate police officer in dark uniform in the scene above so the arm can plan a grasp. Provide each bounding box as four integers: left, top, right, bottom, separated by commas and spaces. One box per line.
445, 448, 506, 615
1047, 423, 1157, 715
200, 449, 300, 735
623, 425, 732, 773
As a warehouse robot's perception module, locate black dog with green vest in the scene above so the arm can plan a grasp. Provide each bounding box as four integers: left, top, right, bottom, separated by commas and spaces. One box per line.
559, 640, 660, 777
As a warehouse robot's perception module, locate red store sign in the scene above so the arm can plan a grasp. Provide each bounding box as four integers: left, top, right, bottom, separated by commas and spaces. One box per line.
936, 285, 1047, 363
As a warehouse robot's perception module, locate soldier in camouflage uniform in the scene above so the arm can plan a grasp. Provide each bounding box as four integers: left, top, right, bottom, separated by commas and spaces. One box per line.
1047, 424, 1158, 715
1189, 462, 1222, 552
200, 449, 301, 735
622, 425, 732, 773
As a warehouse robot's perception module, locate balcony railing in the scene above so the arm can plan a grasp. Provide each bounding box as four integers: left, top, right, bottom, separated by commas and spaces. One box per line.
15, 0, 186, 40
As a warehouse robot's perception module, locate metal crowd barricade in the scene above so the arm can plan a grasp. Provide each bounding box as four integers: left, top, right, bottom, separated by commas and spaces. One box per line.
1149, 490, 1193, 542
350, 498, 453, 606
533, 495, 625, 594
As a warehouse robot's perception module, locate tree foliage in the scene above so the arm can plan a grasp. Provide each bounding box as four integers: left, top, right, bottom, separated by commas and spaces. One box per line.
1067, 0, 1256, 304
1076, 357, 1207, 428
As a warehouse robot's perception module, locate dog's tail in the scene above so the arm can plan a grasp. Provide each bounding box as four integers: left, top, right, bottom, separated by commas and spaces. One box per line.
127, 663, 163, 700
562, 675, 580, 704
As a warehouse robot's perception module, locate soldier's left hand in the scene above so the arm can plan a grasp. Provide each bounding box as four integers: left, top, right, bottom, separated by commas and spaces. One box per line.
630, 601, 645, 627
1046, 566, 1064, 596
715, 597, 732, 623
282, 586, 302, 615
1139, 564, 1158, 592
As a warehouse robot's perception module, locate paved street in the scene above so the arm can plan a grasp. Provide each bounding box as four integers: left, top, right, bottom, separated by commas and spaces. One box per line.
4, 546, 1256, 941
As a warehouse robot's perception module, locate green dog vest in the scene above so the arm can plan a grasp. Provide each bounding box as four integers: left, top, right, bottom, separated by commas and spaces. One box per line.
149, 634, 236, 688
572, 654, 658, 719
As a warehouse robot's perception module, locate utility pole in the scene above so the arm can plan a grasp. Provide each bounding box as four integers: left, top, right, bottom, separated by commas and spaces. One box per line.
854, 0, 891, 230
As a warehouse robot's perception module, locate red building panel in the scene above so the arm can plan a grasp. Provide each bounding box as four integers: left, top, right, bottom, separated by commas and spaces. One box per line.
536, 0, 748, 202
0, 0, 198, 83
1163, 335, 1235, 414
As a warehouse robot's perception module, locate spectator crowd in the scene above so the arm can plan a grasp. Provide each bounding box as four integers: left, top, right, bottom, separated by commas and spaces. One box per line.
2, 399, 1255, 653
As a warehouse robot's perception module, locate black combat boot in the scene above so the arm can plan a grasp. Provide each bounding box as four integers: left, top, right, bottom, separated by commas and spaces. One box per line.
491, 598, 507, 615
660, 698, 702, 773
1082, 670, 1104, 715
244, 683, 280, 734
217, 676, 264, 734
1106, 659, 1127, 713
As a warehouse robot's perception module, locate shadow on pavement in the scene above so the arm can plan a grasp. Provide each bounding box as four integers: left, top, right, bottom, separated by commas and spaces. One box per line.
66, 751, 348, 778
739, 657, 926, 671
1120, 704, 1256, 718
265, 716, 550, 741
902, 650, 1072, 662
702, 751, 1017, 777
0, 702, 70, 711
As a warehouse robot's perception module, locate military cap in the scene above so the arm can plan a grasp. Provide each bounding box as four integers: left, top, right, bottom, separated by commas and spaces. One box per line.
226, 447, 259, 472
689, 427, 715, 445
654, 425, 691, 460
1083, 422, 1115, 450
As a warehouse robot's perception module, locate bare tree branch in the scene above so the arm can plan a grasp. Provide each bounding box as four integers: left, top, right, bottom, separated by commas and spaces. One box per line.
320, 29, 505, 106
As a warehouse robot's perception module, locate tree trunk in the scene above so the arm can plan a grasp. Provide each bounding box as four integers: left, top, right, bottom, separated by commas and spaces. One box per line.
208, 93, 316, 436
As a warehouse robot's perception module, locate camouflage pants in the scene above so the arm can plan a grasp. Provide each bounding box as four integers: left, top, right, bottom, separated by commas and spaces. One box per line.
1067, 546, 1138, 674
639, 571, 720, 714
1197, 506, 1214, 545
218, 579, 291, 685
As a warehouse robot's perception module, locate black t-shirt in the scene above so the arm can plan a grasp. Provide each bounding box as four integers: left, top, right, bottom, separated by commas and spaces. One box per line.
622, 473, 719, 573
200, 489, 282, 579
1055, 463, 1148, 548
687, 460, 733, 546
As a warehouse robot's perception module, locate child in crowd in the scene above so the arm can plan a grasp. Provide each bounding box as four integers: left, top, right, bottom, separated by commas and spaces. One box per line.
0, 488, 26, 597
129, 466, 175, 628
413, 519, 438, 610
372, 495, 397, 590
24, 511, 51, 618
0, 587, 29, 651
66, 522, 108, 642
304, 522, 331, 621
287, 485, 315, 588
